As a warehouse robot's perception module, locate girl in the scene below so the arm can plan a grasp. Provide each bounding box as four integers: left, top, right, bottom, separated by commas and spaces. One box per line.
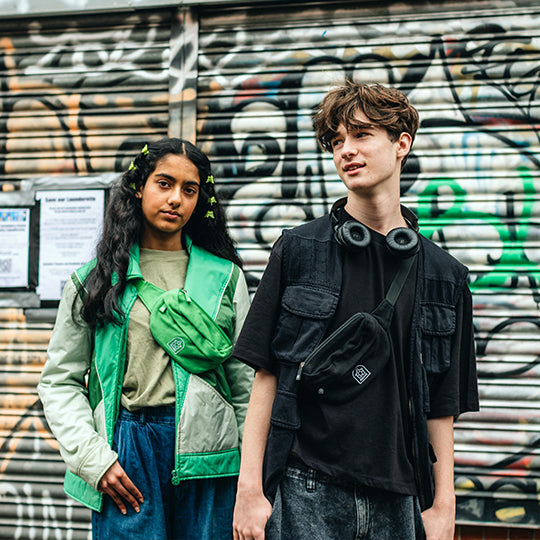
38, 138, 253, 540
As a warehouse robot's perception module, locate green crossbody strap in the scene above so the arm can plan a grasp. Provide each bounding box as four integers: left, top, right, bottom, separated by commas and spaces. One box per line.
134, 279, 166, 312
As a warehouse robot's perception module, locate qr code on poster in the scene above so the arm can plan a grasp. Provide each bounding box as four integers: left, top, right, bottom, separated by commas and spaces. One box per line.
0, 258, 12, 274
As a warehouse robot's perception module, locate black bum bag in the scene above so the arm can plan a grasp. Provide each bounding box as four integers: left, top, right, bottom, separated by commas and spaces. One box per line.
296, 255, 416, 404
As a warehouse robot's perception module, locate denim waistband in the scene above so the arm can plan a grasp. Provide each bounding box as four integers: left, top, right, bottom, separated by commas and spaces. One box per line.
119, 405, 176, 424
286, 456, 356, 490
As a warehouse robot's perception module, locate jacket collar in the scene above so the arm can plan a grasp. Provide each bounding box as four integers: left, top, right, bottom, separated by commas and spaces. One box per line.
125, 235, 194, 282
126, 244, 143, 282
401, 204, 419, 233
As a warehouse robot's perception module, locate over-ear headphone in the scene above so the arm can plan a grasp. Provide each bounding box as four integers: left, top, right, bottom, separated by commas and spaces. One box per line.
330, 199, 419, 258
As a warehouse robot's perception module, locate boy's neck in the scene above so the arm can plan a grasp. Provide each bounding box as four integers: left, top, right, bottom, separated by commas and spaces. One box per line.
344, 189, 406, 235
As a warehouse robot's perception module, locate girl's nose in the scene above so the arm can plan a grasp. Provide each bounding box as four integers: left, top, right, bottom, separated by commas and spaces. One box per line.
168, 186, 182, 206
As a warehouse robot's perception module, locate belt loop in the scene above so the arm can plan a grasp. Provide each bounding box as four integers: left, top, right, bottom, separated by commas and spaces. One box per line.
306, 468, 317, 492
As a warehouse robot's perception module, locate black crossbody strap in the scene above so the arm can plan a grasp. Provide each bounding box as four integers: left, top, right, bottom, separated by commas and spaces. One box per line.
384, 255, 417, 307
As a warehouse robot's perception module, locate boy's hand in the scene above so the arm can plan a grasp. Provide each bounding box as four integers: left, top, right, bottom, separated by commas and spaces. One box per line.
233, 487, 273, 540
421, 501, 455, 540
98, 460, 144, 515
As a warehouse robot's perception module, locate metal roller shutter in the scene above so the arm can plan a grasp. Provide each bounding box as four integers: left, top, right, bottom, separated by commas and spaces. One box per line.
0, 9, 173, 538
0, 10, 172, 189
0, 308, 93, 538
198, 0, 540, 527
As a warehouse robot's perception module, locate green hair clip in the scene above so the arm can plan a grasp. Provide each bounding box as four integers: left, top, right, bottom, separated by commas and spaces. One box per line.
128, 161, 136, 171
141, 144, 149, 156
129, 182, 137, 190
204, 210, 215, 219
206, 175, 214, 184
208, 196, 217, 205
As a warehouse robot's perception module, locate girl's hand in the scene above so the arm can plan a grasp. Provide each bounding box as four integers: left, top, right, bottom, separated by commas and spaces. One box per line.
98, 460, 144, 515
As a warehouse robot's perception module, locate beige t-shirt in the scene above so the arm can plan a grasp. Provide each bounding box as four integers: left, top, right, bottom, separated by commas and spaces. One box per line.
121, 248, 189, 411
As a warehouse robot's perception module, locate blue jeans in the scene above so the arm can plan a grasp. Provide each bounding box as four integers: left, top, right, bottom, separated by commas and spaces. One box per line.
265, 463, 425, 540
92, 406, 236, 540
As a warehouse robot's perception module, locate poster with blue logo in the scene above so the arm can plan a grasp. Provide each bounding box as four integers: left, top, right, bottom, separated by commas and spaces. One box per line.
0, 209, 30, 288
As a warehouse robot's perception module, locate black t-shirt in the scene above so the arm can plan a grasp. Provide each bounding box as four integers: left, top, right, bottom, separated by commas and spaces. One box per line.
233, 213, 478, 496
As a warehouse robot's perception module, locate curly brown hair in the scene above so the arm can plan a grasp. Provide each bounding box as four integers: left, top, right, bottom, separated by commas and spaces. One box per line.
313, 80, 419, 154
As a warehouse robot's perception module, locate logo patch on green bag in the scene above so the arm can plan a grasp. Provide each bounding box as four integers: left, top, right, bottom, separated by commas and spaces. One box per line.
167, 337, 185, 354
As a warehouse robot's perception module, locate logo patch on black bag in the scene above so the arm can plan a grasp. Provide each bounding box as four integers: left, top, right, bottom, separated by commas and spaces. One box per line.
352, 365, 371, 385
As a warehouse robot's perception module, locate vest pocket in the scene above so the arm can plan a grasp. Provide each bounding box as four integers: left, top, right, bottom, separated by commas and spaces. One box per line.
420, 303, 456, 374
179, 374, 239, 454
270, 388, 301, 430
271, 285, 338, 363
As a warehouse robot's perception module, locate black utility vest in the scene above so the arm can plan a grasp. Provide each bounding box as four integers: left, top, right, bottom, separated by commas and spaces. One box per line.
263, 213, 468, 511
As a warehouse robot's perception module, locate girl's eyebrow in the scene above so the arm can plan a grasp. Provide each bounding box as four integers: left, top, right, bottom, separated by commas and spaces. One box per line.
154, 172, 200, 185
154, 172, 176, 182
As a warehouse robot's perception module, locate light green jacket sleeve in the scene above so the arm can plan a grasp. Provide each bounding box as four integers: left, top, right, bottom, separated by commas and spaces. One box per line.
37, 279, 118, 489
223, 270, 254, 445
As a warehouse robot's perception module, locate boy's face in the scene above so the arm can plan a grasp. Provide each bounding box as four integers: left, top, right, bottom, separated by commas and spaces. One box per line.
330, 110, 411, 197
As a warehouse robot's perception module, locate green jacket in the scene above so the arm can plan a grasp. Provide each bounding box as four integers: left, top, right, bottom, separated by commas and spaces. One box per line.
38, 240, 253, 511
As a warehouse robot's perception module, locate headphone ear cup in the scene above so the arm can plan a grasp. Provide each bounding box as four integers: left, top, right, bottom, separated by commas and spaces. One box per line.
386, 227, 419, 258
339, 221, 371, 249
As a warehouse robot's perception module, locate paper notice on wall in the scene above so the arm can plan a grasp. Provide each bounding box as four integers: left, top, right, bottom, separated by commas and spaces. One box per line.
36, 190, 105, 301
0, 208, 30, 288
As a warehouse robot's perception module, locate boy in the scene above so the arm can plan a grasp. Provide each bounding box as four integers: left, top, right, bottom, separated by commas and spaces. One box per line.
232, 81, 479, 540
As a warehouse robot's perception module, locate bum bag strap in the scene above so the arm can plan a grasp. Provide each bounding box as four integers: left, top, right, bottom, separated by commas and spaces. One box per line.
134, 279, 165, 312
384, 255, 416, 308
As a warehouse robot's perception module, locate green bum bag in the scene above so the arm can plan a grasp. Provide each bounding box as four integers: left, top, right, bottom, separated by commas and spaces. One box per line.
135, 279, 233, 402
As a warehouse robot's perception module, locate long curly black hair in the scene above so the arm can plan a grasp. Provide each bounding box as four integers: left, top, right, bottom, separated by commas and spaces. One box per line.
79, 137, 241, 327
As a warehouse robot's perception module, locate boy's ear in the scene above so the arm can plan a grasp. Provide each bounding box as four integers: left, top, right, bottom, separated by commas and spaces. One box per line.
396, 132, 413, 159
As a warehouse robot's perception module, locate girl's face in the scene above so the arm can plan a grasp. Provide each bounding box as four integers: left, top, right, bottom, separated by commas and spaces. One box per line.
137, 153, 200, 250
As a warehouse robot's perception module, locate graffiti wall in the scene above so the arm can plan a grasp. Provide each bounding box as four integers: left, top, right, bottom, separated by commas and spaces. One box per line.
0, 9, 176, 538
0, 0, 539, 537
197, 0, 540, 527
0, 10, 172, 190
